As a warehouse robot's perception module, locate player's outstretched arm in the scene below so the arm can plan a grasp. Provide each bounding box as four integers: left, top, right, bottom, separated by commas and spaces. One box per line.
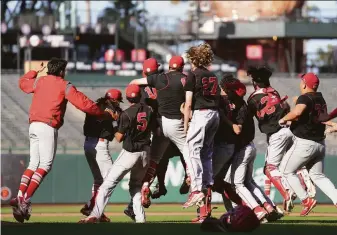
19, 63, 46, 93
19, 70, 38, 93
279, 103, 307, 125
324, 121, 337, 134
329, 108, 337, 120
129, 77, 148, 85
65, 83, 104, 116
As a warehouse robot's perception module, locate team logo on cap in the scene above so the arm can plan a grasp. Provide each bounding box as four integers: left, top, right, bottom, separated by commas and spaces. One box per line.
146, 68, 151, 72
173, 63, 177, 68
1, 186, 12, 201
131, 92, 136, 97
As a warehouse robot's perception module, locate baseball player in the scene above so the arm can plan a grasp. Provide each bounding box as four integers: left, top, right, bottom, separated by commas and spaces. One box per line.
279, 73, 337, 216
129, 56, 188, 208
201, 205, 260, 233
11, 58, 114, 223
221, 78, 279, 222
79, 84, 154, 223
246, 66, 296, 210
80, 89, 123, 222
192, 74, 243, 223
151, 142, 188, 199
183, 43, 220, 208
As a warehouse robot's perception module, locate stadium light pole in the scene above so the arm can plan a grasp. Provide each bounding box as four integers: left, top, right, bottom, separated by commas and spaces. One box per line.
195, 1, 201, 41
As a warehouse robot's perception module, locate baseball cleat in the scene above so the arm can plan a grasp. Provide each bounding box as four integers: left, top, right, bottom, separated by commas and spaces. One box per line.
283, 199, 294, 212
151, 187, 167, 199
141, 183, 151, 208
124, 208, 136, 222
99, 213, 111, 223
179, 176, 191, 195
253, 206, 268, 221
10, 198, 24, 223
300, 197, 317, 216
263, 203, 279, 222
80, 204, 92, 216
78, 216, 99, 224
183, 191, 205, 208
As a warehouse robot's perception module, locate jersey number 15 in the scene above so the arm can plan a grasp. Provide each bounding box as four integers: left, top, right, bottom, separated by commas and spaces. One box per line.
137, 112, 148, 131
202, 77, 218, 96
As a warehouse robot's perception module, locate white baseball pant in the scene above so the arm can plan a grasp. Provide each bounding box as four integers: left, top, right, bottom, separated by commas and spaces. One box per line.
279, 137, 337, 204
150, 117, 187, 164
90, 148, 149, 223
27, 122, 58, 172
184, 109, 219, 192
225, 143, 274, 209
83, 137, 113, 207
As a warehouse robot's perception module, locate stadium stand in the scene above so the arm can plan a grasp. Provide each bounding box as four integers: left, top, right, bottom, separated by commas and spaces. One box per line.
1, 74, 336, 155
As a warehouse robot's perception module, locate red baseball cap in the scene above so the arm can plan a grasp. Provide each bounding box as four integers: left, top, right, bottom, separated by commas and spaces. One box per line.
143, 58, 159, 74
105, 88, 123, 102
169, 56, 184, 69
299, 73, 320, 89
126, 84, 141, 98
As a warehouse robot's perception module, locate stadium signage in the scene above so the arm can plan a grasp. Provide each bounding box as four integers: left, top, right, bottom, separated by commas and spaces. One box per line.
68, 61, 237, 75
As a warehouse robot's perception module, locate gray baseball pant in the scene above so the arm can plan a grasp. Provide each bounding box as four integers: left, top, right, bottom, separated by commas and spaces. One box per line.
279, 136, 337, 204
184, 109, 219, 192
83, 137, 113, 208
90, 147, 149, 223
225, 142, 274, 209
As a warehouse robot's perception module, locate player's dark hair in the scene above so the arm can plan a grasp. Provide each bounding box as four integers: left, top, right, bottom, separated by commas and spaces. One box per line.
220, 73, 237, 92
47, 58, 68, 77
247, 66, 272, 88
127, 96, 141, 104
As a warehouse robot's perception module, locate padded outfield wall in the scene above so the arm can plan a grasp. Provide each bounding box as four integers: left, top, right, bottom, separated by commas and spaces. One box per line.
2, 153, 337, 204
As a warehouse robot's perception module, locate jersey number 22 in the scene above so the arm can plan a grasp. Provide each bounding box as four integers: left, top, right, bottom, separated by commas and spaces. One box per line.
137, 112, 148, 131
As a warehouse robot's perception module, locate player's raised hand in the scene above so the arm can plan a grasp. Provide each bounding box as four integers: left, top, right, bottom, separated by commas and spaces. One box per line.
323, 121, 337, 134
232, 124, 242, 135
36, 62, 46, 74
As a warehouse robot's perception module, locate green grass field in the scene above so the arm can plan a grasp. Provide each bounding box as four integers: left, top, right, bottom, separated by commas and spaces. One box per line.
2, 204, 337, 235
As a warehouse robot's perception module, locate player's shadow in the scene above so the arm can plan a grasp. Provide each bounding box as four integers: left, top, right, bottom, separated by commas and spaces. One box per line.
2, 221, 337, 235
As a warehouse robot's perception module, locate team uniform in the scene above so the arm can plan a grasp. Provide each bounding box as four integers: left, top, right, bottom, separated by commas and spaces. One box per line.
141, 58, 188, 208
80, 89, 122, 221
183, 67, 220, 208
247, 87, 294, 202
83, 97, 154, 223
279, 91, 337, 215
223, 92, 278, 221
11, 69, 105, 223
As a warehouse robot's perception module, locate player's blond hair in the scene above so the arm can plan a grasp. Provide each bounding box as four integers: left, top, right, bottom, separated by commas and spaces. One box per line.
186, 43, 214, 68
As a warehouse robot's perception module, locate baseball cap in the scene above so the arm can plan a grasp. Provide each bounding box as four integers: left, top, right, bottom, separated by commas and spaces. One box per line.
126, 84, 141, 98
105, 88, 123, 102
169, 56, 185, 69
299, 73, 319, 89
143, 58, 160, 74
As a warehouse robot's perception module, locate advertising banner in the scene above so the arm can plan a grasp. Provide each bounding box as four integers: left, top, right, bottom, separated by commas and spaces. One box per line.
1, 154, 29, 204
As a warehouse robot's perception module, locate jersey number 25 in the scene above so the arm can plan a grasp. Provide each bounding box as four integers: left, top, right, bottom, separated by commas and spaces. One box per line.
202, 77, 218, 96
137, 112, 148, 131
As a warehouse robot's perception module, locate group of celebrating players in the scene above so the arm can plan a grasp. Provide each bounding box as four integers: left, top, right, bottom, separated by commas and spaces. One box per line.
10, 43, 337, 231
